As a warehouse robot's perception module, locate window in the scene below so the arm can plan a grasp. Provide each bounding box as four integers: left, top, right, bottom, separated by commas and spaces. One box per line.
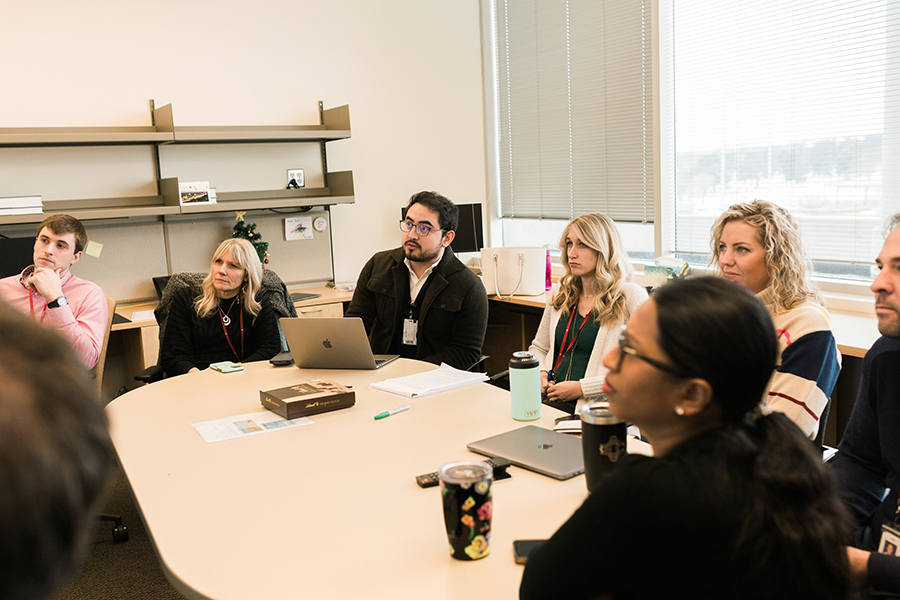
486, 0, 654, 255
661, 0, 900, 281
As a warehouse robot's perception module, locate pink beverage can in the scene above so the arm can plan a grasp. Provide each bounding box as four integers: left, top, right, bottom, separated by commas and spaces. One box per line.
545, 248, 552, 290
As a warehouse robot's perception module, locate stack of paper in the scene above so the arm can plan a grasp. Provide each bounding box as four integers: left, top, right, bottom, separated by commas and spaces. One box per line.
0, 195, 42, 216
370, 363, 488, 399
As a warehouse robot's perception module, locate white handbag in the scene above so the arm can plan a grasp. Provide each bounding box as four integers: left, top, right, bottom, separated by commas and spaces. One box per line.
480, 247, 546, 298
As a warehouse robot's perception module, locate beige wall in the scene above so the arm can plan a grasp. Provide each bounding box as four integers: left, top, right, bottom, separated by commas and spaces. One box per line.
0, 0, 488, 292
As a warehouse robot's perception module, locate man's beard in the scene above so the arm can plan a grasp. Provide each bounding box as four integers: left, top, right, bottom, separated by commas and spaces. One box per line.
404, 242, 440, 264
875, 294, 900, 339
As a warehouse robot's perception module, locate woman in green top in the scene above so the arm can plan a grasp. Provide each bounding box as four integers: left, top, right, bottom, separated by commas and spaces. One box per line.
528, 213, 648, 410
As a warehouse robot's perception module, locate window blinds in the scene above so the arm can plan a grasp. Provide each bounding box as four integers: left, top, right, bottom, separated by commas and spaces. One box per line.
492, 0, 654, 222
667, 0, 900, 265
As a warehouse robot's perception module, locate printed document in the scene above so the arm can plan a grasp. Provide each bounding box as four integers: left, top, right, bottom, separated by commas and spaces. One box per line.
370, 363, 488, 399
191, 410, 313, 443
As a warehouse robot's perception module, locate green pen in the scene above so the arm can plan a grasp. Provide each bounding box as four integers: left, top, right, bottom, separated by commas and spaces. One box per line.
374, 405, 410, 420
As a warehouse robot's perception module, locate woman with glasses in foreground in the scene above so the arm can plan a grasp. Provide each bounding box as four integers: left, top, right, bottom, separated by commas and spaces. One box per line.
711, 200, 839, 439
528, 213, 647, 411
520, 277, 852, 600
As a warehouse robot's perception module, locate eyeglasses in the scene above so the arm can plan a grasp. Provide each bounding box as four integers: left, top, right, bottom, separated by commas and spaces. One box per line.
616, 325, 689, 378
399, 220, 439, 237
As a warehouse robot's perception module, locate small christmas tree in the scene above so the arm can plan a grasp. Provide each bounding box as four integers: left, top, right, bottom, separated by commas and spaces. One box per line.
232, 211, 270, 267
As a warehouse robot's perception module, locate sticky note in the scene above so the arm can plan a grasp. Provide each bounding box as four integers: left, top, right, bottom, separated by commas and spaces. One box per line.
85, 240, 103, 258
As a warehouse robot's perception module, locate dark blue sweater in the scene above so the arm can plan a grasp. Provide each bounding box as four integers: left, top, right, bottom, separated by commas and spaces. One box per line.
832, 336, 900, 533
831, 335, 900, 593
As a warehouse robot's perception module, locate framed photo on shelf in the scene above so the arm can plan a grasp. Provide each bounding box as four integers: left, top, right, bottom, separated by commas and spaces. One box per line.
179, 181, 215, 205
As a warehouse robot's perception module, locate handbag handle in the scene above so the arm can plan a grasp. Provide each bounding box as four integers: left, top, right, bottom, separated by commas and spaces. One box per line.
493, 252, 525, 300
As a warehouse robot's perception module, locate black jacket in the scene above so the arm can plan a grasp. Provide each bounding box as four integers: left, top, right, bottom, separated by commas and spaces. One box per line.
345, 247, 488, 370
160, 285, 281, 376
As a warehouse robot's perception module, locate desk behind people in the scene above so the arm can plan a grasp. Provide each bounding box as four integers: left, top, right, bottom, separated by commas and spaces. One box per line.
106, 359, 647, 600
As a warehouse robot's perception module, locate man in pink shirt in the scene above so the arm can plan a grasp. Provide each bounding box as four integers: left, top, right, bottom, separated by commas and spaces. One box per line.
0, 214, 107, 369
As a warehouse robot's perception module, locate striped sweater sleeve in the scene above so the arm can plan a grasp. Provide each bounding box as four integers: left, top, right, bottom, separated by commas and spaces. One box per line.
765, 301, 841, 438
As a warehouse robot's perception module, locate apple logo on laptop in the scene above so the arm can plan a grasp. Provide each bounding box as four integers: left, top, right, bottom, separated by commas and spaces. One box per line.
322, 339, 333, 349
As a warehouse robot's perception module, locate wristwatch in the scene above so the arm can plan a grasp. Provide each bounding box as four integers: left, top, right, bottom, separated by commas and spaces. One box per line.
47, 296, 68, 309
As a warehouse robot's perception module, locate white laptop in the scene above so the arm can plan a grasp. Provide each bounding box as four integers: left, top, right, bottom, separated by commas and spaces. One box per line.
280, 317, 401, 370
467, 425, 585, 480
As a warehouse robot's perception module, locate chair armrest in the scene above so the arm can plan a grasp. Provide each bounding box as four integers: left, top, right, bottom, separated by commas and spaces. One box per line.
489, 369, 510, 383
134, 364, 164, 384
487, 369, 510, 391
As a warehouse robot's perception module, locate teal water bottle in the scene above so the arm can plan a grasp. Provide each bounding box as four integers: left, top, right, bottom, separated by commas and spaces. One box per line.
510, 351, 541, 421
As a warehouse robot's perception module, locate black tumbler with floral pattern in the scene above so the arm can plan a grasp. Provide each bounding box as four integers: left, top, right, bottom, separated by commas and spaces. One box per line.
438, 461, 493, 560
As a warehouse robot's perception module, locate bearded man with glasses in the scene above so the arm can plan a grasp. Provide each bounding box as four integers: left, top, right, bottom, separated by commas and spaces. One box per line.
345, 191, 488, 370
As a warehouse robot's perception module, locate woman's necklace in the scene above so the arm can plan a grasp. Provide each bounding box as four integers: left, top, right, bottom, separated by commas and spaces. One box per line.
219, 295, 240, 326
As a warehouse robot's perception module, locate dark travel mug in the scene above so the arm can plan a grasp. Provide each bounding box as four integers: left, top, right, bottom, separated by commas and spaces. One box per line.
579, 399, 627, 492
438, 461, 493, 560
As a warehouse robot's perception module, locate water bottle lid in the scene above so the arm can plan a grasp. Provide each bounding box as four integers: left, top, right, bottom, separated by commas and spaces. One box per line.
579, 399, 624, 425
509, 351, 539, 369
438, 461, 493, 484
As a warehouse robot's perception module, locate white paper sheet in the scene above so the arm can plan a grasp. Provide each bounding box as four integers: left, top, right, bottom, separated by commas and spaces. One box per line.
370, 363, 488, 399
191, 410, 313, 443
131, 310, 156, 322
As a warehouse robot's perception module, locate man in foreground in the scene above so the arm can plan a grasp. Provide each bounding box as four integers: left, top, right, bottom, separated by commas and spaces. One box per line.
0, 301, 113, 600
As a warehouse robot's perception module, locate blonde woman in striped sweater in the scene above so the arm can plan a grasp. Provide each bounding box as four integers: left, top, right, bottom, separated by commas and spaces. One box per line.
711, 200, 839, 439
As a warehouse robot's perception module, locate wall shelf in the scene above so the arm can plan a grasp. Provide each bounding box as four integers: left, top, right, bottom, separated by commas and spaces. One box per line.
0, 102, 353, 224
0, 127, 173, 147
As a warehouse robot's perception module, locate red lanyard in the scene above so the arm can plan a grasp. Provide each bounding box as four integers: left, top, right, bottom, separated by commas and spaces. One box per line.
553, 307, 590, 372
218, 296, 244, 361
23, 267, 49, 322
28, 290, 48, 322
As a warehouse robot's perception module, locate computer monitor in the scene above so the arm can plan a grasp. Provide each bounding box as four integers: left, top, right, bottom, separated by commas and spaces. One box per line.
0, 236, 34, 279
400, 202, 484, 253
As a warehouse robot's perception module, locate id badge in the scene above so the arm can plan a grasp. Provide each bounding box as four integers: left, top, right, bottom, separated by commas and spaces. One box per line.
878, 522, 900, 556
402, 318, 417, 345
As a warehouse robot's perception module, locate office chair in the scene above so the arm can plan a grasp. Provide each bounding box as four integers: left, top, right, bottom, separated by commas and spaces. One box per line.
135, 270, 297, 384
814, 395, 833, 454
87, 297, 130, 542
88, 297, 117, 397
152, 275, 171, 300
487, 368, 511, 390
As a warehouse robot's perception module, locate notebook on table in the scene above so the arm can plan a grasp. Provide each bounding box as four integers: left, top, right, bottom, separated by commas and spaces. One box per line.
467, 425, 584, 480
279, 317, 400, 370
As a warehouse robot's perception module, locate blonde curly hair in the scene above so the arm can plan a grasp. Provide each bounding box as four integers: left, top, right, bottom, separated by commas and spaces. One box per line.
552, 213, 636, 325
710, 200, 820, 312
194, 238, 264, 318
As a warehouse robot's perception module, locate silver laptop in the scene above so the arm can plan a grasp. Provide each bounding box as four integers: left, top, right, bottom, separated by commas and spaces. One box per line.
280, 317, 400, 370
467, 425, 584, 480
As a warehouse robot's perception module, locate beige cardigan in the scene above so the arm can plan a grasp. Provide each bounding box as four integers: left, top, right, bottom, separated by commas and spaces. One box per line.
528, 282, 648, 401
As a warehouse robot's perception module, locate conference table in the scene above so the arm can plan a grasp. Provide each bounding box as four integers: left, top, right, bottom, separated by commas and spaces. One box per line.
106, 359, 643, 599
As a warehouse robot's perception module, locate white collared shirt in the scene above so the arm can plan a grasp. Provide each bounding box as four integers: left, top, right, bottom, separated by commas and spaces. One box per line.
404, 247, 444, 303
